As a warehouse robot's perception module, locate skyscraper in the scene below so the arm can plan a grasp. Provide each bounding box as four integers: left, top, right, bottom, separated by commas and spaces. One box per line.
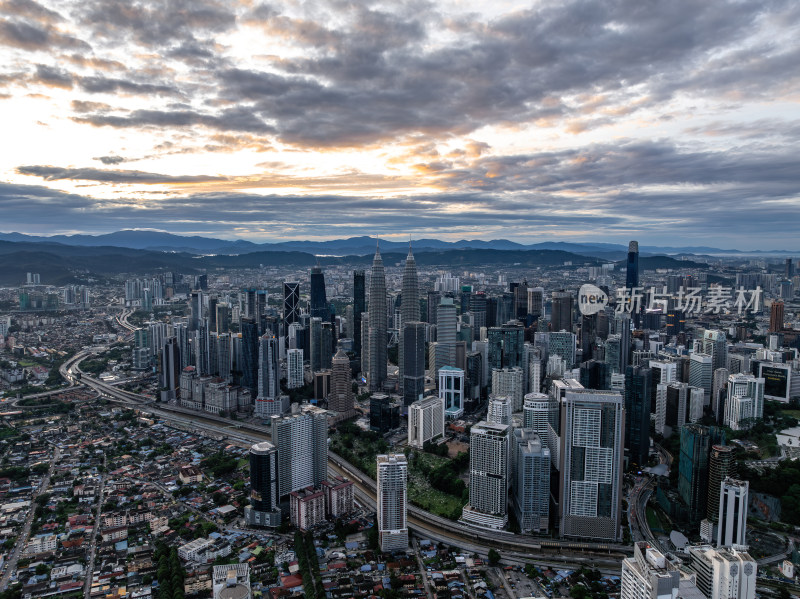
272, 405, 327, 497
491, 367, 524, 411
707, 445, 736, 522
487, 395, 512, 426
678, 423, 725, 523
527, 287, 544, 321
309, 265, 328, 321
689, 353, 713, 401
702, 329, 728, 376
462, 421, 510, 530
353, 270, 366, 357
487, 322, 524, 371
160, 336, 180, 401
624, 365, 652, 468
511, 428, 550, 533
626, 240, 639, 289
286, 348, 304, 389
402, 321, 426, 406
398, 246, 419, 392
329, 348, 354, 413
718, 478, 748, 548
309, 317, 323, 373
256, 335, 286, 418
283, 281, 300, 329
241, 318, 259, 398
377, 453, 408, 551
244, 441, 281, 527
439, 366, 464, 419
368, 245, 387, 392
407, 396, 445, 448
770, 301, 785, 333
559, 389, 624, 541
550, 291, 574, 333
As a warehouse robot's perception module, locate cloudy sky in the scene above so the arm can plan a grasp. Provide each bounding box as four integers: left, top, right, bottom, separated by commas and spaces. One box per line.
1, 0, 799, 248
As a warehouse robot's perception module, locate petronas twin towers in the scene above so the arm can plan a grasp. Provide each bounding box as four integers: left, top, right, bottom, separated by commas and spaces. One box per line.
367, 242, 420, 395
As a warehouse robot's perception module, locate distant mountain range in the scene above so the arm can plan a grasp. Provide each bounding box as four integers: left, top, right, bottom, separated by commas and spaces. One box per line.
0, 230, 793, 258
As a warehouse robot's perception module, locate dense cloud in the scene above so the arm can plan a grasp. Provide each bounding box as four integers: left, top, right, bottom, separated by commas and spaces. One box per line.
1, 0, 799, 245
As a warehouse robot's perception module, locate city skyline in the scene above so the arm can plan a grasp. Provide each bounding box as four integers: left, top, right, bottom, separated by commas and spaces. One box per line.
1, 0, 799, 247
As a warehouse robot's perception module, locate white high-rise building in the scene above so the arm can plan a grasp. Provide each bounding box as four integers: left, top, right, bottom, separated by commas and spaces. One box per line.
523, 393, 557, 441
272, 404, 327, 497
689, 353, 713, 402
687, 545, 757, 599
408, 396, 445, 448
689, 387, 705, 423
487, 395, 512, 426
286, 348, 304, 389
439, 366, 464, 419
621, 542, 681, 599
529, 354, 542, 394
377, 454, 408, 552
560, 389, 624, 541
724, 373, 765, 430
461, 421, 510, 530
718, 478, 748, 549
491, 366, 524, 411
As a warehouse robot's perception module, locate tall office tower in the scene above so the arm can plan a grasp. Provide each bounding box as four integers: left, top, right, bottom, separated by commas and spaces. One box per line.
353, 270, 366, 356
376, 453, 409, 551
702, 330, 729, 375
786, 258, 795, 279
707, 445, 736, 522
398, 246, 420, 392
724, 373, 765, 430
244, 441, 282, 527
487, 395, 512, 426
718, 478, 748, 548
527, 287, 544, 321
195, 320, 210, 375
687, 545, 757, 599
769, 301, 785, 333
215, 333, 231, 380
665, 308, 686, 336
559, 389, 624, 541
615, 313, 632, 372
626, 240, 639, 289
149, 321, 167, 358
244, 288, 257, 320
679, 424, 725, 523
283, 281, 300, 329
551, 291, 574, 333
402, 322, 426, 406
523, 393, 557, 440
320, 322, 334, 370
208, 296, 218, 332
625, 366, 652, 467
487, 322, 524, 371
529, 352, 543, 394
580, 360, 609, 391
329, 348, 353, 413
272, 404, 328, 497
368, 246, 388, 392
360, 313, 370, 375
469, 292, 487, 337
439, 366, 465, 419
160, 337, 181, 401
309, 317, 322, 373
286, 348, 304, 389
256, 335, 287, 418
309, 265, 328, 321
649, 361, 677, 411
514, 279, 529, 321
461, 421, 510, 530
712, 368, 730, 421
241, 318, 259, 397
549, 330, 577, 368
174, 322, 192, 370
689, 353, 713, 401
426, 290, 441, 324
408, 396, 445, 448
605, 334, 622, 377
689, 387, 704, 423
491, 367, 524, 411
431, 297, 457, 378
189, 290, 202, 331
215, 302, 230, 333
511, 429, 550, 533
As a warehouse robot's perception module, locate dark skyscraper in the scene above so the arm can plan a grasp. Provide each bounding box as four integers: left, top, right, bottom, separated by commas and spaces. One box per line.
160, 336, 180, 401
310, 265, 329, 321
550, 290, 574, 333
353, 270, 365, 357
283, 281, 300, 328
678, 424, 725, 523
626, 240, 639, 289
624, 365, 652, 467
241, 317, 259, 397
245, 441, 281, 527
770, 301, 785, 333
368, 245, 388, 392
402, 321, 426, 406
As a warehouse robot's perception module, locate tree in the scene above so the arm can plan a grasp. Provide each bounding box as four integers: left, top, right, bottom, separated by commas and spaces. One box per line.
487, 548, 501, 566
